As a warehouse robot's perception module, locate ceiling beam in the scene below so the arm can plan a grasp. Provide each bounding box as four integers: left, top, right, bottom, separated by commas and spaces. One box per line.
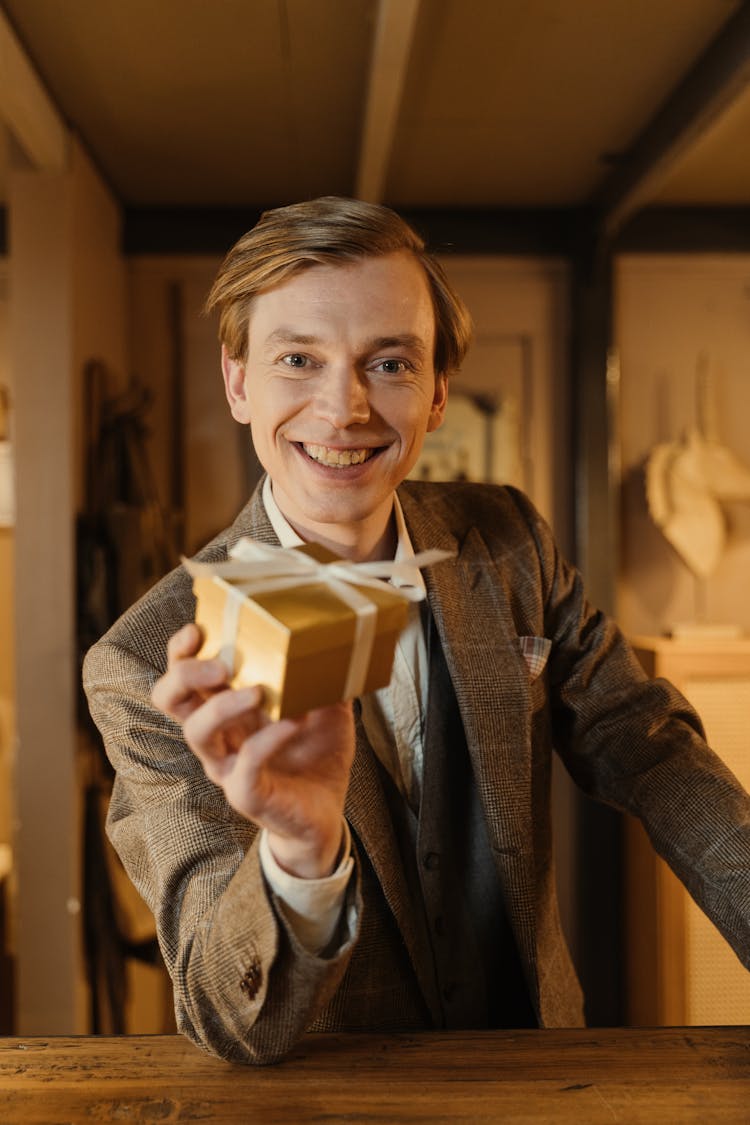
355, 0, 421, 203
595, 0, 750, 239
0, 8, 67, 172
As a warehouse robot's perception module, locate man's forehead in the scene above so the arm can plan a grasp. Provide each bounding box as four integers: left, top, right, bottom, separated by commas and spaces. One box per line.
247, 253, 436, 338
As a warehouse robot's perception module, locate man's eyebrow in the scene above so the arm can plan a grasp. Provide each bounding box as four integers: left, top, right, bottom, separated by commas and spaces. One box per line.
263, 328, 320, 347
368, 334, 427, 354
262, 330, 429, 354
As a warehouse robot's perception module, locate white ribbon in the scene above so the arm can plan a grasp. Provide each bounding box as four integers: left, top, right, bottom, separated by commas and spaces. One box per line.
184, 538, 453, 701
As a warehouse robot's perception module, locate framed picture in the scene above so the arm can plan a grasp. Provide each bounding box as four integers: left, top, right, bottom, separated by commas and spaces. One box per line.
410, 334, 532, 489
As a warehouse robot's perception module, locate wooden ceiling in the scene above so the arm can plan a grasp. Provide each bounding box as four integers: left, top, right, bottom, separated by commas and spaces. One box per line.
1, 0, 749, 234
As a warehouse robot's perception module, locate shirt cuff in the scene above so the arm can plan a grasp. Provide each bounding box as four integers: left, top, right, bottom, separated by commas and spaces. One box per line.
259, 821, 354, 955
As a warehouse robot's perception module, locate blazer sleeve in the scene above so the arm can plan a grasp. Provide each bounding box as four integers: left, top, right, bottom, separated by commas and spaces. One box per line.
508, 488, 750, 970
83, 614, 361, 1065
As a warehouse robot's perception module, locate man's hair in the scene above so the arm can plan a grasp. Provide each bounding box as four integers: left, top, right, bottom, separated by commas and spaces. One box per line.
204, 196, 472, 374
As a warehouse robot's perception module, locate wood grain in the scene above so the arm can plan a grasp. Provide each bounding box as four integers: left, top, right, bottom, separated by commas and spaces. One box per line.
1, 1027, 749, 1123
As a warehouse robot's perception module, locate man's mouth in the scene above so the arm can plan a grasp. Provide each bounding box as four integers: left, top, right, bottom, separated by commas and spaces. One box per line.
301, 443, 380, 467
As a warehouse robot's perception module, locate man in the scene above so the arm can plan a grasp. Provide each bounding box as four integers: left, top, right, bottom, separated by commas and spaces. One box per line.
84, 197, 750, 1065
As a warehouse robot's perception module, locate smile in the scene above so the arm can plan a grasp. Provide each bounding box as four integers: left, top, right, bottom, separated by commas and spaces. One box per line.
301, 443, 379, 467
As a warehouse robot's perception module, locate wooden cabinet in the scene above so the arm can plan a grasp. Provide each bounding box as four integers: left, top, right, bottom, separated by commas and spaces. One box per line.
625, 636, 750, 1025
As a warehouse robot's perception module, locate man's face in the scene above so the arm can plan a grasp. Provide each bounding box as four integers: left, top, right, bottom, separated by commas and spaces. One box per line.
222, 251, 448, 551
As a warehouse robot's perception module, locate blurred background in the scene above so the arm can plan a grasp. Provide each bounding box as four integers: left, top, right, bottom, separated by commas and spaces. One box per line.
1, 0, 750, 1037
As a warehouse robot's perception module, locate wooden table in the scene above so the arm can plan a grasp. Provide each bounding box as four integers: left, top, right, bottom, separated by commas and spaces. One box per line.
2, 1027, 749, 1123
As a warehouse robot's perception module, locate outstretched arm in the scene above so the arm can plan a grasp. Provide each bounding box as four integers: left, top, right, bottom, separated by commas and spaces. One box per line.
84, 620, 361, 1064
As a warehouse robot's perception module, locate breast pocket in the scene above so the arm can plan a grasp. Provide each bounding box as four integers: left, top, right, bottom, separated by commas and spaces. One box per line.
518, 636, 551, 683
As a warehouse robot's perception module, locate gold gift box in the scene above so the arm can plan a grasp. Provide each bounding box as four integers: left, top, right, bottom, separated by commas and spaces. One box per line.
191, 542, 410, 720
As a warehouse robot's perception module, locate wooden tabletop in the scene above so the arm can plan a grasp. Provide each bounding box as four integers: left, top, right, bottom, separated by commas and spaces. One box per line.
2, 1026, 749, 1123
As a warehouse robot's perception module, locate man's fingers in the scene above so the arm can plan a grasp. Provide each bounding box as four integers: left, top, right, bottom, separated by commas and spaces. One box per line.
183, 685, 266, 760
166, 622, 204, 666
151, 653, 229, 720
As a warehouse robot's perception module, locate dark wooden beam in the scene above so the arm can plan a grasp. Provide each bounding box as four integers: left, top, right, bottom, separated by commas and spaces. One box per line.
595, 1, 750, 238
616, 205, 750, 252
566, 234, 625, 1027
122, 205, 596, 257
569, 236, 617, 609
122, 204, 750, 258
122, 207, 266, 255
401, 207, 593, 258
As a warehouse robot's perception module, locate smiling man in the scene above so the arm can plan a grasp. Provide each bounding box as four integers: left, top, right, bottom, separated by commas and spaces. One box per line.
221, 249, 448, 561
84, 197, 750, 1065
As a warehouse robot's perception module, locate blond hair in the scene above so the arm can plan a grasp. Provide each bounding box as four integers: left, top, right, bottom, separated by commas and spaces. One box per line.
204, 197, 472, 374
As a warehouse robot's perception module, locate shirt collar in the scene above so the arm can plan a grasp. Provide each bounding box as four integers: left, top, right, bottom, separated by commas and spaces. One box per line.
261, 475, 425, 593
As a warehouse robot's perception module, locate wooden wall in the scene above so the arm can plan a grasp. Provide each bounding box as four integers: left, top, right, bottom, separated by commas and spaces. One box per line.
9, 138, 127, 1033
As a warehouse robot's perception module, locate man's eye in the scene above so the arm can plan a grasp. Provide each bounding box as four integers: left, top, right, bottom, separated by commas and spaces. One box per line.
281, 353, 308, 368
373, 359, 408, 374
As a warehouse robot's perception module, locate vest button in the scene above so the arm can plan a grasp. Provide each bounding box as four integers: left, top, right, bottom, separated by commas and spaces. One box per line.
423, 851, 440, 871
239, 961, 262, 1000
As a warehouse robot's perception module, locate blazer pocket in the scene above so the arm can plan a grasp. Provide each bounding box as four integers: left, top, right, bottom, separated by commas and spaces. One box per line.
518, 635, 551, 682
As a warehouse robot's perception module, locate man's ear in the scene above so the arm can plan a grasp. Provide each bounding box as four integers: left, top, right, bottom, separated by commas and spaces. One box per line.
427, 372, 449, 432
221, 344, 252, 423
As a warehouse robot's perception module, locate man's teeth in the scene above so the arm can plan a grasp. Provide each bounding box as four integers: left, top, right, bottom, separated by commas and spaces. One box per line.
303, 443, 374, 467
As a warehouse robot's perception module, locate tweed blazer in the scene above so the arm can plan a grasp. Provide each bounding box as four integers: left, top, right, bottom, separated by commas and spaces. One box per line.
84, 480, 750, 1064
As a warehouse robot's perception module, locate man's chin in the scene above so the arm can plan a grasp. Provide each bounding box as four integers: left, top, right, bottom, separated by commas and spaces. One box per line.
284, 488, 391, 530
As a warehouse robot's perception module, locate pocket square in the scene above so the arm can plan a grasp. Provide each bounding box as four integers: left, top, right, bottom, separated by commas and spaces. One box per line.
518, 636, 551, 681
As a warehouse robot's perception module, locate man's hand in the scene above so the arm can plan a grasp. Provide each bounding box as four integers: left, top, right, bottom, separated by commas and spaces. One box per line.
151, 623, 355, 879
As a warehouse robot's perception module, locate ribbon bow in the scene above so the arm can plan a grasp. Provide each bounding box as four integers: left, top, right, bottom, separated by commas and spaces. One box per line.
184, 538, 454, 701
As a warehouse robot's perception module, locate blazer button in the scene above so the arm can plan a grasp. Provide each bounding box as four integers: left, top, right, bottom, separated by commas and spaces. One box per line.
423, 851, 440, 871
239, 962, 262, 1000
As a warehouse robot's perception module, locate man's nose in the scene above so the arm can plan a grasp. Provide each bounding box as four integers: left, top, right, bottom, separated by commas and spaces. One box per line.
313, 365, 370, 428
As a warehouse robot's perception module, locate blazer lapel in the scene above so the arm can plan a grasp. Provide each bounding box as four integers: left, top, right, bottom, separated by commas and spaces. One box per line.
226, 476, 278, 547
400, 490, 539, 972
345, 713, 442, 1022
